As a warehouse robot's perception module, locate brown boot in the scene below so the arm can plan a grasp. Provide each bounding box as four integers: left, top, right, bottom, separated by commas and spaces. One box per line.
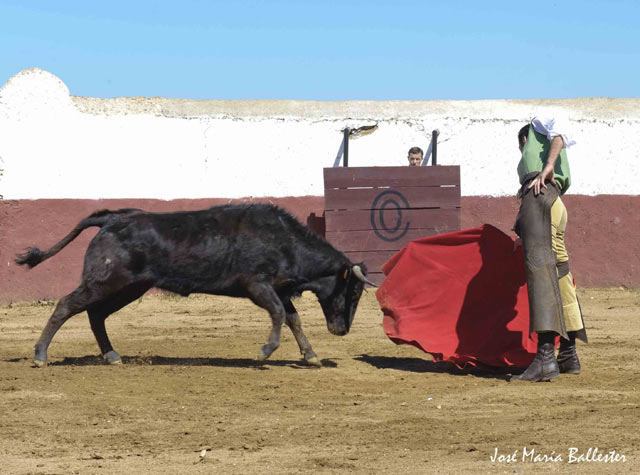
557, 332, 581, 374
512, 333, 559, 382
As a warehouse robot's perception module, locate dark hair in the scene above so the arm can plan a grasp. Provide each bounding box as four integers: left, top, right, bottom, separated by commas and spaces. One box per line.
408, 147, 423, 157
518, 125, 530, 148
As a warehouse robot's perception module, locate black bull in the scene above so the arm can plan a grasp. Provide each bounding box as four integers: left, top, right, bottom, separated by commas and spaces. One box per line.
15, 204, 375, 367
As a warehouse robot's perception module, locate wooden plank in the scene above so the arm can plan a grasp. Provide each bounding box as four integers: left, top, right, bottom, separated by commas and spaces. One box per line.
325, 208, 460, 232
326, 228, 448, 252
324, 166, 460, 189
324, 186, 460, 211
322, 166, 461, 282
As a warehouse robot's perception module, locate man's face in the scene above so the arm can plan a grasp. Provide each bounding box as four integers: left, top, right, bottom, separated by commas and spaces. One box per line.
408, 152, 423, 166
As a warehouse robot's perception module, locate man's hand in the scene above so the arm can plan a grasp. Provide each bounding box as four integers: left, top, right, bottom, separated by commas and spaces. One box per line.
527, 165, 556, 196
527, 135, 563, 196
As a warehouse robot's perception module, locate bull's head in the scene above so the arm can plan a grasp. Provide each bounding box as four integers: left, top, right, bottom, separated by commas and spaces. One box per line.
316, 263, 375, 336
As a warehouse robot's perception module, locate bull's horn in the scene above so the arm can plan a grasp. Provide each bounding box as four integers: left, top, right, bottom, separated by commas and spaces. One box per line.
352, 265, 377, 287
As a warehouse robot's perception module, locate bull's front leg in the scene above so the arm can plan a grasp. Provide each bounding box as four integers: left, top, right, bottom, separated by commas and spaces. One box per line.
246, 282, 287, 363
284, 300, 320, 367
259, 310, 286, 362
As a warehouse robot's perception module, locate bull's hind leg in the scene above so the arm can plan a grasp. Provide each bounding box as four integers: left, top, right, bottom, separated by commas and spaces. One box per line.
246, 282, 286, 363
33, 286, 97, 367
88, 283, 151, 365
283, 300, 320, 367
88, 310, 120, 365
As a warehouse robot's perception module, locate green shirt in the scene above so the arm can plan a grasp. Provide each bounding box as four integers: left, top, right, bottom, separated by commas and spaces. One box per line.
517, 125, 571, 195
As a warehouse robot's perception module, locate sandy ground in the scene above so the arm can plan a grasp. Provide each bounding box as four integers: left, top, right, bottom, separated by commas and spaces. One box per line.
0, 288, 638, 474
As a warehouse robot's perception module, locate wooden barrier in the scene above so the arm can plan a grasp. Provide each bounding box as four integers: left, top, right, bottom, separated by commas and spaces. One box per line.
323, 166, 461, 285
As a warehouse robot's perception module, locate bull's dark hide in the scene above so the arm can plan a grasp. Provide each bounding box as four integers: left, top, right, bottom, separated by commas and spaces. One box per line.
16, 204, 369, 367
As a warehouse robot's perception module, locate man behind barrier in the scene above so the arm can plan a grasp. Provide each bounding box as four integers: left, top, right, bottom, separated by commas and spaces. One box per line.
407, 146, 423, 166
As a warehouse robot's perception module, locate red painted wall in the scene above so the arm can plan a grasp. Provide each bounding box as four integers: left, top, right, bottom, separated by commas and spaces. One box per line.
461, 195, 639, 288
2, 195, 638, 303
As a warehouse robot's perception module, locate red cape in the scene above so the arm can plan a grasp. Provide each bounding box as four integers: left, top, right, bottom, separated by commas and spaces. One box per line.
376, 225, 537, 368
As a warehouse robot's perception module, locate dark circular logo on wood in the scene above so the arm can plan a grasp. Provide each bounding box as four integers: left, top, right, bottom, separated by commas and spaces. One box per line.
370, 190, 411, 242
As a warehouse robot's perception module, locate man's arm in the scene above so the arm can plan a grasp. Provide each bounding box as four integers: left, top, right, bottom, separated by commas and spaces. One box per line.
528, 135, 564, 196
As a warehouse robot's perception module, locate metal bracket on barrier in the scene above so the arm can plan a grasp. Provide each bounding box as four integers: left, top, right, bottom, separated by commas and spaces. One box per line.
420, 129, 440, 166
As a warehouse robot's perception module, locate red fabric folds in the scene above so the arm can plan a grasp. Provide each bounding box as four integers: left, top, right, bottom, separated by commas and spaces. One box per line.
376, 225, 537, 368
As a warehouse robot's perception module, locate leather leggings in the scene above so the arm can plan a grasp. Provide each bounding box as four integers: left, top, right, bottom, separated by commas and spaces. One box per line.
514, 173, 568, 339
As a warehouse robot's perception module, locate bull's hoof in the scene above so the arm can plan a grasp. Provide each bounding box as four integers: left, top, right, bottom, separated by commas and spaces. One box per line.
33, 359, 47, 368
304, 356, 322, 367
258, 343, 279, 363
257, 349, 269, 363
102, 351, 122, 365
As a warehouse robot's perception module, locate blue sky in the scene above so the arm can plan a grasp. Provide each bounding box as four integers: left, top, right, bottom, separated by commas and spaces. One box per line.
1, 0, 638, 100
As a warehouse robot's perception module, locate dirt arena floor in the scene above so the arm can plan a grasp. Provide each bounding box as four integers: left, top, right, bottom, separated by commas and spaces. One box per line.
0, 287, 638, 474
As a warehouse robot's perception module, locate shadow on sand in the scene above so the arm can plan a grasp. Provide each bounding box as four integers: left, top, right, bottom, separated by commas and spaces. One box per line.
355, 355, 515, 380
5, 355, 337, 369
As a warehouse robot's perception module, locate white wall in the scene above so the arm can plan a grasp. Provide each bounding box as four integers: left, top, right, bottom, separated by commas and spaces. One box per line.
1, 68, 639, 199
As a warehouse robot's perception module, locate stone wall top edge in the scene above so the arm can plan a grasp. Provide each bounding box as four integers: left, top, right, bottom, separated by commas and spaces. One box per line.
70, 96, 640, 120
3, 69, 639, 119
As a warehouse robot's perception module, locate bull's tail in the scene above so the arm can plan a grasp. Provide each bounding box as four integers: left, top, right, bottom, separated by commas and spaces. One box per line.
15, 208, 138, 269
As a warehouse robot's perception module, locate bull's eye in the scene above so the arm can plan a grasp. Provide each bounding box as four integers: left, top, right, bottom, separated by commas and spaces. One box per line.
343, 268, 350, 280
